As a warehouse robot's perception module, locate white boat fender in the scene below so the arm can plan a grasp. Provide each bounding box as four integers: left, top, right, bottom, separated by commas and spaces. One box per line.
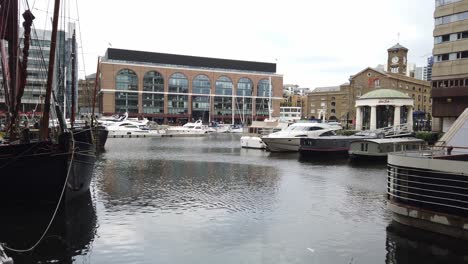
0, 244, 13, 264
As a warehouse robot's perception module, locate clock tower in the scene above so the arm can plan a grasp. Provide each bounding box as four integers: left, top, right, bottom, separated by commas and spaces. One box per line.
387, 43, 408, 75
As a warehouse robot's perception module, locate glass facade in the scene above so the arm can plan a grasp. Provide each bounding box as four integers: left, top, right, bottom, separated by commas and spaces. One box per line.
435, 0, 463, 7
435, 11, 468, 26
235, 77, 253, 117
115, 69, 138, 113
142, 71, 164, 114
214, 76, 233, 116
168, 73, 188, 115
256, 79, 271, 116
192, 74, 211, 122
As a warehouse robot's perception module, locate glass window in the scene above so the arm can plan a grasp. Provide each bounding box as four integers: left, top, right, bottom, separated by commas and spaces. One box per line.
435, 11, 468, 26
256, 79, 271, 116
192, 75, 211, 95
142, 71, 164, 114
192, 75, 211, 122
115, 69, 138, 114
214, 76, 233, 116
236, 77, 253, 117
168, 73, 188, 115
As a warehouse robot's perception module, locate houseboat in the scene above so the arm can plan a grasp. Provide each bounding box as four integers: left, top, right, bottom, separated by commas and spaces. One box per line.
299, 131, 379, 156
349, 137, 425, 161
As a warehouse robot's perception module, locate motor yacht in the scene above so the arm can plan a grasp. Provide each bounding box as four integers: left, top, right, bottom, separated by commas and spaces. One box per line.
261, 122, 342, 152
164, 120, 210, 136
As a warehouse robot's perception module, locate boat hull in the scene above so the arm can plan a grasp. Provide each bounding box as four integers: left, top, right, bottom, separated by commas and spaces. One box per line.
0, 141, 69, 203
67, 128, 96, 200
95, 126, 109, 150
261, 137, 300, 152
240, 136, 265, 149
387, 152, 468, 239
0, 129, 96, 203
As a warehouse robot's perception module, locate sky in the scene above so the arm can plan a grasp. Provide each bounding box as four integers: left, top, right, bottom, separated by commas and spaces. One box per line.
28, 0, 435, 89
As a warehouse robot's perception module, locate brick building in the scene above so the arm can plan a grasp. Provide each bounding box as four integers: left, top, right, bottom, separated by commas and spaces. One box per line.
307, 44, 431, 128
98, 48, 283, 124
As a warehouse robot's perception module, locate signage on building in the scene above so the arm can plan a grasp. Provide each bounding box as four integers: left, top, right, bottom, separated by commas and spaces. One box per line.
377, 99, 391, 104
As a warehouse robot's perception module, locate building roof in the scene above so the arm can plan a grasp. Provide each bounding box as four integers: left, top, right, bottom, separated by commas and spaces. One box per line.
85, 73, 96, 80
388, 43, 408, 51
104, 48, 277, 73
351, 67, 430, 86
359, 89, 411, 99
312, 86, 341, 93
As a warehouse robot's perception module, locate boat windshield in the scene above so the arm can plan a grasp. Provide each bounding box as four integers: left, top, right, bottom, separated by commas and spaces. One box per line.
284, 125, 323, 131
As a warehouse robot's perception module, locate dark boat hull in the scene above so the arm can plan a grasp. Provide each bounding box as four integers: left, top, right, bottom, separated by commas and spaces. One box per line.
66, 128, 96, 200
0, 141, 68, 203
299, 136, 377, 158
0, 129, 96, 203
96, 126, 109, 150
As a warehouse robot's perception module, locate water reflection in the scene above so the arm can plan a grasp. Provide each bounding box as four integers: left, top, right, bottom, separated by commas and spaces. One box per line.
0, 191, 97, 263
96, 158, 280, 214
386, 222, 468, 264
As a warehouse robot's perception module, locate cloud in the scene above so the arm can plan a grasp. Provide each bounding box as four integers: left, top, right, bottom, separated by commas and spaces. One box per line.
27, 0, 435, 89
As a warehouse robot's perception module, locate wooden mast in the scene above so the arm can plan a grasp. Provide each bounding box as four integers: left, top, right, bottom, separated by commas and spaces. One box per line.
91, 57, 100, 127
5, 0, 19, 140
40, 0, 61, 140
70, 30, 76, 127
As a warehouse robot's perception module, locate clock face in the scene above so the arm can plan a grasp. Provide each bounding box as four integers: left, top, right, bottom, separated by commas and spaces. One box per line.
392, 56, 399, 64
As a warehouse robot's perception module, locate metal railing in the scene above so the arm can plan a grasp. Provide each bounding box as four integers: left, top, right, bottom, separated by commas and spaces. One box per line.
375, 123, 413, 137
387, 163, 468, 216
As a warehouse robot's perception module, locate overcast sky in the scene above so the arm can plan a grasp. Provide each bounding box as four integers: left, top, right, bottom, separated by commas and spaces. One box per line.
29, 0, 435, 89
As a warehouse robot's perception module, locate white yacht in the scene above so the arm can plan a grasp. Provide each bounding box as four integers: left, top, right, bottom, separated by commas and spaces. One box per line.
164, 120, 210, 136
261, 122, 342, 152
107, 122, 160, 137
98, 112, 149, 127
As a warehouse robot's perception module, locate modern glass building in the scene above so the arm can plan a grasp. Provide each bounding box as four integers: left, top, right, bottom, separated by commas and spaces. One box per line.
0, 26, 78, 117
99, 48, 283, 124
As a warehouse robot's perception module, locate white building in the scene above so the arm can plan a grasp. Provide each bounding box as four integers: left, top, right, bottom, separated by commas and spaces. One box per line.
280, 106, 302, 122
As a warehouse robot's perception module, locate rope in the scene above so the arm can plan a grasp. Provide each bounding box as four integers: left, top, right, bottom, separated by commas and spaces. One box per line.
0, 142, 43, 170
2, 134, 76, 253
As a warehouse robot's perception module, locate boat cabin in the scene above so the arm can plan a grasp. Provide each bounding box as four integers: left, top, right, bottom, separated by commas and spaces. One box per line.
349, 138, 425, 160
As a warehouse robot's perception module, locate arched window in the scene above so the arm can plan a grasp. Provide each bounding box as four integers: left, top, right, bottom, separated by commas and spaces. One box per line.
236, 77, 253, 118
192, 75, 211, 122
168, 73, 188, 115
115, 69, 138, 113
214, 76, 233, 116
256, 79, 271, 116
142, 71, 164, 114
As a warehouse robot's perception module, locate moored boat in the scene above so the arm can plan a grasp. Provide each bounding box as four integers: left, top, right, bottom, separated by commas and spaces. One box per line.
299, 132, 379, 156
387, 108, 468, 240
349, 137, 425, 161
0, 0, 94, 203
261, 122, 341, 152
240, 136, 266, 149
164, 120, 210, 136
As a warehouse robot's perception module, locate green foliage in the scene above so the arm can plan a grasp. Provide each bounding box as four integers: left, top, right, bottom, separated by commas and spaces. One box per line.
415, 132, 444, 144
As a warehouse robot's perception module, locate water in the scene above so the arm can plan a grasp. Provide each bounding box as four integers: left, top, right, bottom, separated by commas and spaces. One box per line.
1, 134, 468, 263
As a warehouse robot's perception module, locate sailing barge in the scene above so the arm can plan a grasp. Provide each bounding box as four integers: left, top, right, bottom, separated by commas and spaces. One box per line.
0, 0, 95, 203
